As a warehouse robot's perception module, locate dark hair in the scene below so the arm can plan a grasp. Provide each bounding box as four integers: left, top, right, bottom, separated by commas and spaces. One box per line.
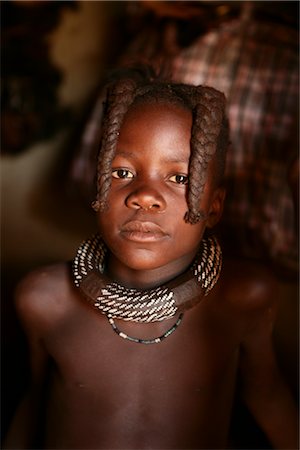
93, 68, 229, 224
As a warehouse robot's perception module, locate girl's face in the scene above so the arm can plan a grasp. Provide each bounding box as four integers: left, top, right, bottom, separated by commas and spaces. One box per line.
97, 102, 224, 289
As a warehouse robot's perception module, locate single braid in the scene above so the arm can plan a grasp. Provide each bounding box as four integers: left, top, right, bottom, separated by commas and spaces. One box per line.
93, 79, 138, 212
185, 88, 226, 223
93, 69, 228, 224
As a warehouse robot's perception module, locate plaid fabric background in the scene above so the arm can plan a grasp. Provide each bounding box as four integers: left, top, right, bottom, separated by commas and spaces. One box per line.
171, 18, 299, 271
69, 11, 298, 271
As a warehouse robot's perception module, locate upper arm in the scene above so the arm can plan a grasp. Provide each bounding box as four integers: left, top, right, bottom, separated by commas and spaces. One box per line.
222, 259, 279, 393
239, 304, 279, 393
234, 264, 299, 449
231, 261, 294, 418
14, 263, 71, 381
4, 268, 58, 448
237, 265, 279, 391
14, 270, 51, 382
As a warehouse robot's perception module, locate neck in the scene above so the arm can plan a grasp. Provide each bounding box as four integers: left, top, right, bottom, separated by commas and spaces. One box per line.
105, 251, 198, 290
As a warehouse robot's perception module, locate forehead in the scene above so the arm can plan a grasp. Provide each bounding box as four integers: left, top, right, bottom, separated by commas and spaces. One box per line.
121, 100, 192, 137
125, 97, 191, 119
118, 101, 193, 160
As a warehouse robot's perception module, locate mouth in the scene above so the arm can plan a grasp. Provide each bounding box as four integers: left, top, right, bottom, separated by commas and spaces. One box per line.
120, 220, 169, 243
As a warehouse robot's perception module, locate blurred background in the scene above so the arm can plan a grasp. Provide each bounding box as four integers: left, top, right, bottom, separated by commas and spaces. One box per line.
1, 1, 298, 448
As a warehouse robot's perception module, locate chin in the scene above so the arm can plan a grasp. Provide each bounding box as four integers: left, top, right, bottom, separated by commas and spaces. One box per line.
119, 247, 164, 271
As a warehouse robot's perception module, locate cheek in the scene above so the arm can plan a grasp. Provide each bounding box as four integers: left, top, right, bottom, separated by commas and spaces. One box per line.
97, 190, 124, 225
173, 220, 206, 251
96, 209, 117, 237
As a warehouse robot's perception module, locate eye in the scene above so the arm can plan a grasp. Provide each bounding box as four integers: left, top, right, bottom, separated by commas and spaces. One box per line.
169, 174, 189, 185
112, 169, 134, 179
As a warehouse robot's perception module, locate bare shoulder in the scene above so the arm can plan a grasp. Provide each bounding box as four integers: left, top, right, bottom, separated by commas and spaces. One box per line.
15, 262, 77, 334
220, 258, 277, 314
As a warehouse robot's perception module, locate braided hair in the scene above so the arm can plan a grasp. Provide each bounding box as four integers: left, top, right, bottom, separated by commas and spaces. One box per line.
92, 68, 229, 224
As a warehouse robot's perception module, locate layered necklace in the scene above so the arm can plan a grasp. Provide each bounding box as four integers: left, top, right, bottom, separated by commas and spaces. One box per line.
73, 234, 222, 344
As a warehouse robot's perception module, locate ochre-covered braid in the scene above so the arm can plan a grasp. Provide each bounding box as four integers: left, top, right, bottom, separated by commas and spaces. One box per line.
185, 88, 226, 223
94, 79, 138, 212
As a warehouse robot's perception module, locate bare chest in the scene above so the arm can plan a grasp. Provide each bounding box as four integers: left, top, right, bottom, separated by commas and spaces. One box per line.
43, 300, 241, 449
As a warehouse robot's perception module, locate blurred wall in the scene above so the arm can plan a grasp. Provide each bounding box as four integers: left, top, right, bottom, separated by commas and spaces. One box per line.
1, 1, 125, 274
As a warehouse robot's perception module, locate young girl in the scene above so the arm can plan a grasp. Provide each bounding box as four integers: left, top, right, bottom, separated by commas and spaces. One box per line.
4, 70, 298, 449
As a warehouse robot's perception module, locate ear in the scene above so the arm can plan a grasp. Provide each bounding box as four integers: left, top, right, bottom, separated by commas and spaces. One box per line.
206, 188, 226, 228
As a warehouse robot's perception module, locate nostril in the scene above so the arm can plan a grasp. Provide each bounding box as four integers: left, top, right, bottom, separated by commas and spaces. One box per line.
132, 202, 161, 211
132, 201, 142, 209
149, 203, 160, 210
129, 201, 161, 211
126, 188, 166, 212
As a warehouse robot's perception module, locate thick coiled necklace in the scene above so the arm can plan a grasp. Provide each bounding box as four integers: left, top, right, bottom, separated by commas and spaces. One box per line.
73, 234, 222, 324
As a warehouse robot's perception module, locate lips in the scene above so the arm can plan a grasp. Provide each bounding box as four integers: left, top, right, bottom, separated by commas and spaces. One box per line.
120, 220, 168, 242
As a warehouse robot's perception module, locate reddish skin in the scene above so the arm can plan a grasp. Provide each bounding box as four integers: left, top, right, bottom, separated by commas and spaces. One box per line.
98, 103, 224, 289
4, 103, 298, 449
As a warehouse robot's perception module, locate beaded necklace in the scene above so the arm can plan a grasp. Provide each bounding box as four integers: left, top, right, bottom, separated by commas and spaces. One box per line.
72, 234, 222, 344
108, 313, 184, 344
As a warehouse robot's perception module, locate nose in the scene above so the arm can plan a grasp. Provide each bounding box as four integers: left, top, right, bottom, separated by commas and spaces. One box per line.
125, 185, 166, 212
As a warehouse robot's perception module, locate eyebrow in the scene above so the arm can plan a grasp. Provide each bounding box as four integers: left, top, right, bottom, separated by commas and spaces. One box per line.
115, 150, 189, 165
114, 151, 136, 159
